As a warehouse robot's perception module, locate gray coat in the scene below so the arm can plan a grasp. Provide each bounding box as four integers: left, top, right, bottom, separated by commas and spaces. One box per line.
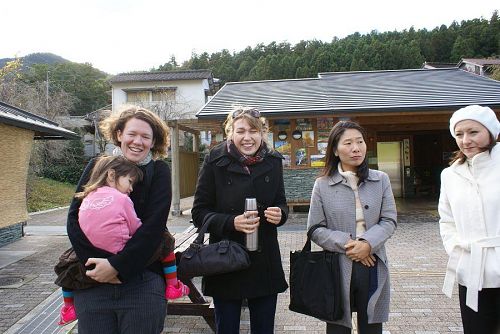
307, 169, 397, 328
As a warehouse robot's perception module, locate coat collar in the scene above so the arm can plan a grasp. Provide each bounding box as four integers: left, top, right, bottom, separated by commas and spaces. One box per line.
450, 147, 495, 181
208, 141, 283, 176
328, 169, 381, 186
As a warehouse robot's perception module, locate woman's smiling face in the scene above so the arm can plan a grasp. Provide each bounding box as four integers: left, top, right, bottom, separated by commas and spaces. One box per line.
117, 117, 154, 163
231, 118, 263, 156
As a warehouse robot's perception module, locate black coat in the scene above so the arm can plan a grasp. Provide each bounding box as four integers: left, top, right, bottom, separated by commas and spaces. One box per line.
67, 159, 171, 282
191, 142, 289, 299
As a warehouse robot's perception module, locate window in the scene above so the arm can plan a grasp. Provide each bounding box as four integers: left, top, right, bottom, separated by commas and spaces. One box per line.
126, 91, 149, 103
152, 89, 175, 102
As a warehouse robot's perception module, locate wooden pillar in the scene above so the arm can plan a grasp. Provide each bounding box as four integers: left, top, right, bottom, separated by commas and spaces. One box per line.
192, 132, 199, 153
171, 121, 181, 216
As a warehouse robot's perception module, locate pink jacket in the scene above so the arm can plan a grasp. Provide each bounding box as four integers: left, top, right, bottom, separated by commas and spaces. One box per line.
79, 186, 141, 254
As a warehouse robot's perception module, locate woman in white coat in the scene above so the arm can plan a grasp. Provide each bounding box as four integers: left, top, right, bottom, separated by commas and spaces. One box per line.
439, 105, 500, 334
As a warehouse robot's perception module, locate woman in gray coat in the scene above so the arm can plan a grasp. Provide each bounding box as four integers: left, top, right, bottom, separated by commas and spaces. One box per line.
308, 121, 397, 334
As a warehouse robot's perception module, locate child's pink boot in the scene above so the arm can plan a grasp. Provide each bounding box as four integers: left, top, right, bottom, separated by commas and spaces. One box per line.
58, 304, 77, 325
165, 281, 190, 300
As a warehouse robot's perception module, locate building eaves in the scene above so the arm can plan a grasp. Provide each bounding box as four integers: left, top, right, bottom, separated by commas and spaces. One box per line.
110, 69, 213, 84
0, 101, 79, 140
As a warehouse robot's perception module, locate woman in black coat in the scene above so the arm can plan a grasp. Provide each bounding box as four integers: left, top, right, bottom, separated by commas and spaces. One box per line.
66, 106, 171, 333
191, 107, 289, 334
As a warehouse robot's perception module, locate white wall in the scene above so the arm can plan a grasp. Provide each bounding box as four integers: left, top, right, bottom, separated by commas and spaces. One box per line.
111, 79, 208, 119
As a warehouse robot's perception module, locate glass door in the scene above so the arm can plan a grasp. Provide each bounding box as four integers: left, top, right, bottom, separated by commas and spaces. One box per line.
376, 141, 402, 197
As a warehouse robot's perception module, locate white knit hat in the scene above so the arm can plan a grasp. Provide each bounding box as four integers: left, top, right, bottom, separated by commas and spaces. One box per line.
449, 105, 500, 139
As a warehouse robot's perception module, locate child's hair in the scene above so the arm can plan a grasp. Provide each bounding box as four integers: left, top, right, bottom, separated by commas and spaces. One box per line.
75, 155, 143, 199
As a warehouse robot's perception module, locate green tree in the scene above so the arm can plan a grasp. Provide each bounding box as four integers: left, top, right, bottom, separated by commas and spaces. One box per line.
451, 36, 475, 61
24, 62, 110, 115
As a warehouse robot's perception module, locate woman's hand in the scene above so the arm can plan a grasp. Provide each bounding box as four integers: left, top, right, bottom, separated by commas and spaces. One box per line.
359, 254, 377, 267
234, 211, 260, 234
344, 239, 375, 266
264, 207, 282, 225
85, 258, 121, 283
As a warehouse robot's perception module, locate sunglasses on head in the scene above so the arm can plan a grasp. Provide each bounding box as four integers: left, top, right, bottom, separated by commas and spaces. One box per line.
232, 108, 261, 119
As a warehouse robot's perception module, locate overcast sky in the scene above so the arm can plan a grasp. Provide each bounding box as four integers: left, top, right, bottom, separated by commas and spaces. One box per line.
2, 0, 498, 74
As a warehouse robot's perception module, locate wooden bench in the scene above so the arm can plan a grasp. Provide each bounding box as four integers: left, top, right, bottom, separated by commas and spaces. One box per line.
287, 200, 310, 212
169, 225, 216, 332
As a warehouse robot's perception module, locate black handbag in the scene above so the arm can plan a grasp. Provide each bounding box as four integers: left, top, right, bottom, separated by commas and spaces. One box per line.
289, 224, 343, 321
177, 214, 251, 278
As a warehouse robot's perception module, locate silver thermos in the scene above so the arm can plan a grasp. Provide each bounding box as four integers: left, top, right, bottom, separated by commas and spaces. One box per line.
245, 198, 258, 251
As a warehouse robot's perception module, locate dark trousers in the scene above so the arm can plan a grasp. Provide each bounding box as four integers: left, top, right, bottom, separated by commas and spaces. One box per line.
459, 285, 500, 334
213, 294, 278, 334
327, 262, 382, 334
74, 270, 166, 334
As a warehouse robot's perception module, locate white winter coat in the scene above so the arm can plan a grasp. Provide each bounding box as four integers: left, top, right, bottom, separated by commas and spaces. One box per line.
438, 143, 500, 311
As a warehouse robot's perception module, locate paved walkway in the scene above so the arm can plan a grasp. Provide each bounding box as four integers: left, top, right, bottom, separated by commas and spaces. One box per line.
0, 198, 463, 333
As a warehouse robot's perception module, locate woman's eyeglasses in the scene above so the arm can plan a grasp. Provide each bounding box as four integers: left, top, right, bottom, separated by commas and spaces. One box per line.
232, 108, 261, 119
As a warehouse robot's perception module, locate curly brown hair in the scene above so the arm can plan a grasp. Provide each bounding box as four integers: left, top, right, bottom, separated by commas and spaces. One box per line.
100, 105, 170, 159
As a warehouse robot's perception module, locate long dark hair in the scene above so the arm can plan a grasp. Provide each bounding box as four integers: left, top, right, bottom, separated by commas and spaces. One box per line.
320, 120, 369, 183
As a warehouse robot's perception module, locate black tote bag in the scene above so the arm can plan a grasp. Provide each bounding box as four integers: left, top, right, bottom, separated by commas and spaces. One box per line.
177, 213, 250, 278
289, 224, 343, 322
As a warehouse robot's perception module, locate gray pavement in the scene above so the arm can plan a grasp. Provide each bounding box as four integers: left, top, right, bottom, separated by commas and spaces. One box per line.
0, 198, 463, 333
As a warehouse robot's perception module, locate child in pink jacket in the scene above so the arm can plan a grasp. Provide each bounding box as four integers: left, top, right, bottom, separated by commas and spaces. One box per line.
57, 156, 188, 325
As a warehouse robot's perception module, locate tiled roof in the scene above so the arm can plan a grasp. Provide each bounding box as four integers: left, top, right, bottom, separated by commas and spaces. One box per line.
460, 58, 500, 66
319, 68, 500, 111
110, 69, 213, 83
197, 78, 330, 119
197, 68, 500, 118
0, 101, 79, 139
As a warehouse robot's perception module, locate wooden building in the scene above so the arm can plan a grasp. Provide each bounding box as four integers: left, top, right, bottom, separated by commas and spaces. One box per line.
0, 101, 78, 246
196, 68, 500, 204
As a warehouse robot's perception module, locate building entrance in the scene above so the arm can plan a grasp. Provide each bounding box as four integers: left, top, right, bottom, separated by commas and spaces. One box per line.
377, 141, 403, 197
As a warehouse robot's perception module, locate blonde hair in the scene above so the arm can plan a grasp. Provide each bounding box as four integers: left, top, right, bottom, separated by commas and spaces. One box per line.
223, 107, 271, 148
75, 155, 143, 199
100, 105, 170, 159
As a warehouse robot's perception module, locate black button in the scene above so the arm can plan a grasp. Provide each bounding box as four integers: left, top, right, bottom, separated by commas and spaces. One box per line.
364, 205, 369, 209
265, 176, 270, 182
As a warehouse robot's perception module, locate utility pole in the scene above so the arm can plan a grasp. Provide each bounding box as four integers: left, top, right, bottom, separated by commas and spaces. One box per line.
46, 71, 49, 111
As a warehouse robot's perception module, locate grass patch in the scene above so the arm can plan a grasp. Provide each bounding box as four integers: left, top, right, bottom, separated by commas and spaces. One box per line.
27, 177, 76, 212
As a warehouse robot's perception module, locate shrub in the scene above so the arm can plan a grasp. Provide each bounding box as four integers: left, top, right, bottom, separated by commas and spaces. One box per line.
41, 163, 85, 184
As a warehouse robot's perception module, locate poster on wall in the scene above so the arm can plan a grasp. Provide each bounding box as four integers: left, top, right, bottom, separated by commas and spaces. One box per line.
275, 141, 291, 154
273, 119, 291, 130
311, 154, 326, 167
302, 131, 315, 147
295, 148, 308, 166
295, 119, 312, 130
282, 154, 291, 168
317, 142, 328, 155
317, 117, 334, 131
267, 132, 274, 148
317, 132, 329, 143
